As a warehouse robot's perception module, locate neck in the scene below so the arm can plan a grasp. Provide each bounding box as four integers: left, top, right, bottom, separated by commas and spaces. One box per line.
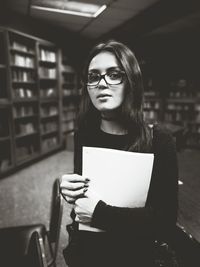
100, 118, 127, 135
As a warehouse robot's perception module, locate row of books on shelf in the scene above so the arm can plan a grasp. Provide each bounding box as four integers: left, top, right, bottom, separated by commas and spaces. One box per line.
63, 110, 76, 121
13, 105, 35, 117
168, 91, 195, 99
41, 106, 58, 116
62, 73, 76, 83
0, 158, 11, 172
15, 122, 36, 135
166, 103, 192, 111
39, 67, 56, 79
144, 110, 159, 121
41, 136, 58, 151
144, 101, 160, 109
0, 126, 9, 137
11, 41, 34, 54
40, 88, 57, 98
39, 49, 56, 62
15, 144, 37, 161
41, 121, 58, 133
164, 112, 192, 122
12, 69, 35, 82
11, 54, 35, 68
62, 120, 75, 132
189, 124, 200, 133
14, 88, 35, 98
63, 88, 78, 96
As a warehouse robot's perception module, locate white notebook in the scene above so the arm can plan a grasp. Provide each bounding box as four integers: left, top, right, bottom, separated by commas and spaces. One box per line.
78, 146, 154, 232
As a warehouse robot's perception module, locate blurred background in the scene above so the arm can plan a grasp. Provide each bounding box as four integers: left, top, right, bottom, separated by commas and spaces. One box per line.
0, 1, 200, 266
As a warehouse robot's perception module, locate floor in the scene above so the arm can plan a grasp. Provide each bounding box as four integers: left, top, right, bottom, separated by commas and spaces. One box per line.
0, 148, 200, 267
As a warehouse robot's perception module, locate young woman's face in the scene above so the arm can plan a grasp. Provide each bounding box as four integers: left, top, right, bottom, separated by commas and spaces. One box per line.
87, 51, 126, 116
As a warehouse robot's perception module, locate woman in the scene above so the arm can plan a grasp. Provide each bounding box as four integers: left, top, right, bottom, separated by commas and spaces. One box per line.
60, 40, 178, 267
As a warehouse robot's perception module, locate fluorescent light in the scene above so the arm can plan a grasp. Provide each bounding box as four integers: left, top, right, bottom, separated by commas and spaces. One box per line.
93, 5, 107, 18
31, 1, 107, 18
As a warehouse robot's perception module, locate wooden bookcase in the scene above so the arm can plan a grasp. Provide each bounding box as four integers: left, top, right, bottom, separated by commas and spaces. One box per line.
59, 50, 79, 138
0, 27, 79, 177
141, 60, 200, 148
0, 29, 14, 174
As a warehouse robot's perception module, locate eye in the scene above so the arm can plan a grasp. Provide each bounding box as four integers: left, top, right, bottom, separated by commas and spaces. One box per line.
107, 71, 122, 80
88, 73, 99, 83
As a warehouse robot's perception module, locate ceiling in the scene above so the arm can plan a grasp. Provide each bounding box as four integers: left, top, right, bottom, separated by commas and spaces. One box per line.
2, 0, 200, 43
5, 0, 160, 39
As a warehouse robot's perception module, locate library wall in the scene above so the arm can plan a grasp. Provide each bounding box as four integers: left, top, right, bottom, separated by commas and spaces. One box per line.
0, 27, 80, 177
138, 33, 200, 149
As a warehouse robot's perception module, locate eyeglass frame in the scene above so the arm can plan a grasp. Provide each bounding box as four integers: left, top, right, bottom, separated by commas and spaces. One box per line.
86, 70, 126, 87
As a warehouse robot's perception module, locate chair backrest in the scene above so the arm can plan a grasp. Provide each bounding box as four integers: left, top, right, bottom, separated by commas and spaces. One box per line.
27, 231, 47, 267
48, 178, 63, 260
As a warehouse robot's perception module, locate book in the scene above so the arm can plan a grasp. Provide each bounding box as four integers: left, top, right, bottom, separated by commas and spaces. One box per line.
78, 146, 154, 232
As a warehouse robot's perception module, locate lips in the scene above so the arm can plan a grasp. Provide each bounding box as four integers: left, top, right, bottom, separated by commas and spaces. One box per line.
97, 93, 111, 99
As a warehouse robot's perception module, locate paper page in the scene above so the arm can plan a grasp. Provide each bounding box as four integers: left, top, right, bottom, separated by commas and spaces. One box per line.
79, 146, 154, 232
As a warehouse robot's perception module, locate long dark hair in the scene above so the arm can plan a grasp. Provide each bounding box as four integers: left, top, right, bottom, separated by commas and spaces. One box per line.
77, 40, 152, 152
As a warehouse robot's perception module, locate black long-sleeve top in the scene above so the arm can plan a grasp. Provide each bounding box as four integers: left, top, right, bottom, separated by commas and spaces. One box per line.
65, 124, 178, 267
73, 125, 178, 240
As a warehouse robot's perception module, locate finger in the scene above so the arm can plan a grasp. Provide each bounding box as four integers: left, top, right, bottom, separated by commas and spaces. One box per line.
62, 187, 88, 198
62, 182, 87, 191
62, 195, 75, 204
75, 216, 80, 222
61, 174, 89, 183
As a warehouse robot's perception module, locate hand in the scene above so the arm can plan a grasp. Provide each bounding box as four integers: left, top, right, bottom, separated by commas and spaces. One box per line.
60, 174, 89, 204
74, 190, 101, 224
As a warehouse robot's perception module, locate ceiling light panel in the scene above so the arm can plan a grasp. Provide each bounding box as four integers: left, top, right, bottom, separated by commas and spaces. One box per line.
31, 0, 108, 17
31, 6, 91, 24
112, 0, 160, 10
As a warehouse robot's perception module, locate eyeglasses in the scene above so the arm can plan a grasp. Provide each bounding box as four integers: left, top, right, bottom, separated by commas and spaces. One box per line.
87, 70, 125, 87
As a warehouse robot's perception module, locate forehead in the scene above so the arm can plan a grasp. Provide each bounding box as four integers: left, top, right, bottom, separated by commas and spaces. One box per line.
88, 51, 119, 72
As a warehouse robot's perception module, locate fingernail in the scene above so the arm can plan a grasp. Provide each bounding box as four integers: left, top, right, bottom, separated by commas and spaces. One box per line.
83, 188, 88, 193
84, 184, 89, 187
85, 178, 90, 182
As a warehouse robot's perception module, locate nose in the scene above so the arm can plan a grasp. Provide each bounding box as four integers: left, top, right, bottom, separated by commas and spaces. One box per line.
98, 76, 108, 88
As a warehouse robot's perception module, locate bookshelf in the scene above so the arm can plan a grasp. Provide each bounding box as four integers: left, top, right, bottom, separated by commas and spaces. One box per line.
59, 50, 79, 139
0, 27, 79, 177
0, 30, 14, 174
38, 43, 61, 154
141, 59, 200, 148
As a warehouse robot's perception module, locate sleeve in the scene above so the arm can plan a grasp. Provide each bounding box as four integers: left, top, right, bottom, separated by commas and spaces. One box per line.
91, 129, 178, 240
73, 131, 83, 175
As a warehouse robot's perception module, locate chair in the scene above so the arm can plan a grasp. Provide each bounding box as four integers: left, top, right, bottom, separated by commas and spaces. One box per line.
27, 231, 48, 267
0, 178, 63, 267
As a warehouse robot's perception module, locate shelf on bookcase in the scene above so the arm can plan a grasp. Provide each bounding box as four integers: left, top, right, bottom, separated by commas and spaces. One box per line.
39, 77, 57, 81
62, 107, 76, 112
40, 98, 58, 103
143, 107, 160, 111
16, 152, 39, 166
12, 80, 36, 85
41, 144, 61, 155
15, 131, 38, 139
41, 130, 59, 137
166, 98, 195, 104
62, 129, 75, 134
0, 165, 14, 175
0, 136, 10, 142
10, 48, 35, 56
11, 65, 35, 70
0, 99, 10, 105
13, 97, 38, 103
40, 114, 58, 120
0, 64, 6, 68
14, 114, 37, 120
39, 60, 56, 65
62, 118, 74, 123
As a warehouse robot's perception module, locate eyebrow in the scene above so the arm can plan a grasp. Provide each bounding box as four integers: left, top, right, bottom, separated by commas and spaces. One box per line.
88, 67, 121, 73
